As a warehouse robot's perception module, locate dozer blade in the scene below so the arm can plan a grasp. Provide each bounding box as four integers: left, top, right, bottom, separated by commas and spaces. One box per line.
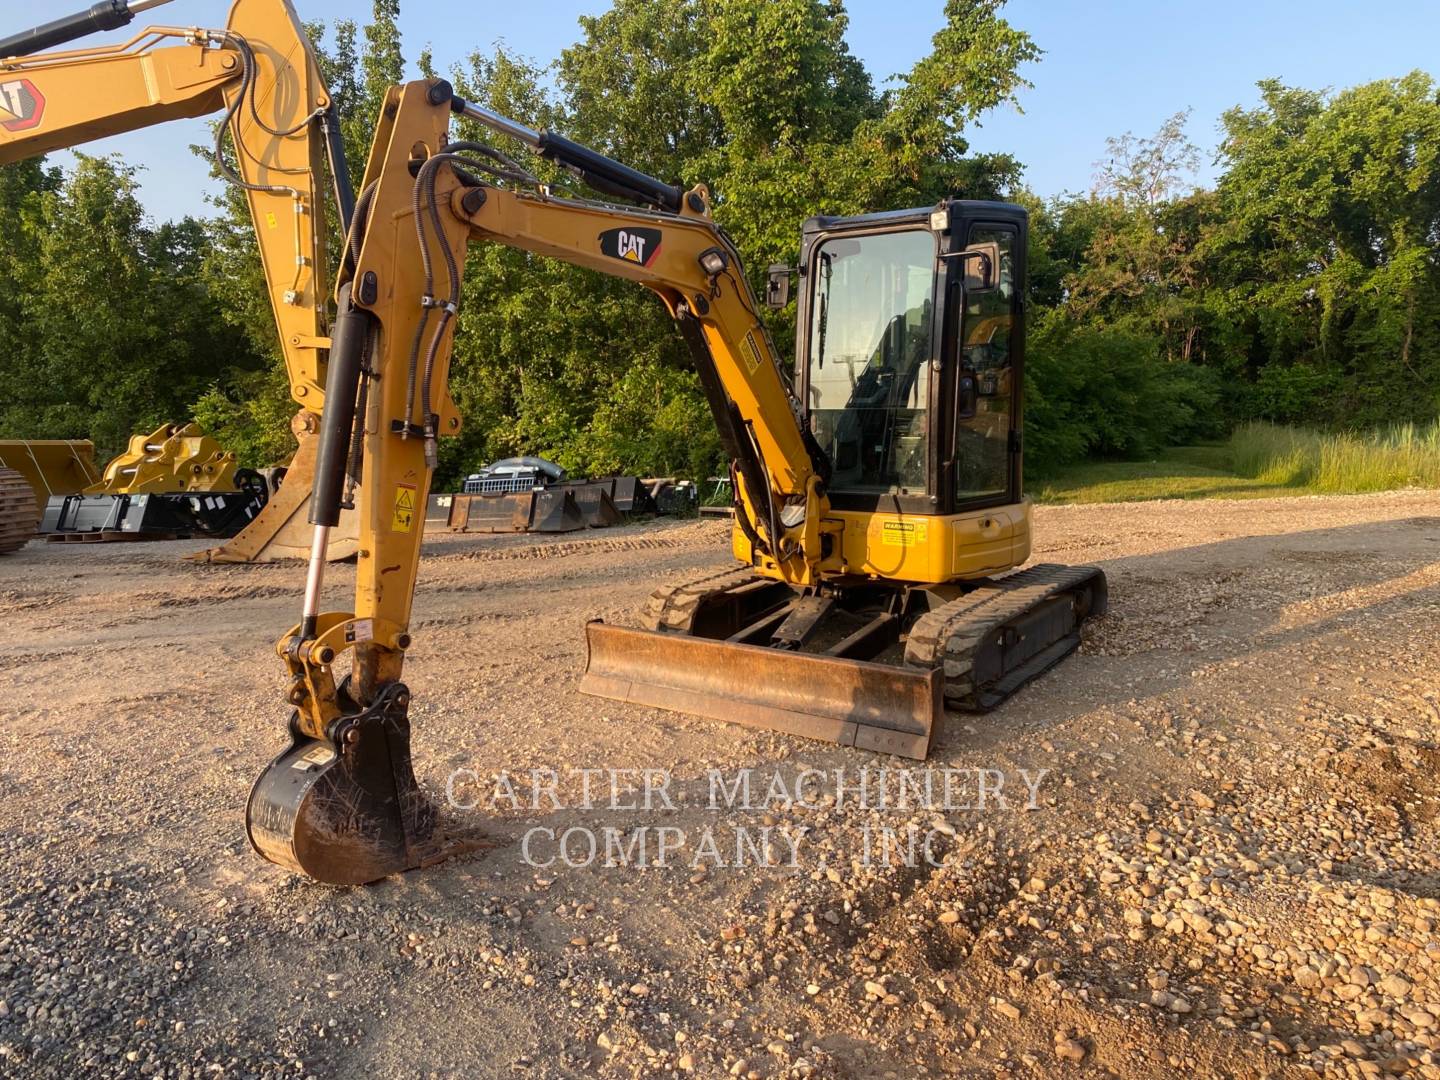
247, 683, 444, 886
189, 414, 359, 564
580, 621, 942, 759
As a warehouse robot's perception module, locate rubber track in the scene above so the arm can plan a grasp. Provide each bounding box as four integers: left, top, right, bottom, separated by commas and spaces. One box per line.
641, 567, 767, 632
904, 563, 1105, 707
0, 469, 37, 555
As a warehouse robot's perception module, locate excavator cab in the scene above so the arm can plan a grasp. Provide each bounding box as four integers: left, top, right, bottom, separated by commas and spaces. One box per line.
795, 202, 1023, 551
585, 198, 1103, 760
798, 201, 1024, 514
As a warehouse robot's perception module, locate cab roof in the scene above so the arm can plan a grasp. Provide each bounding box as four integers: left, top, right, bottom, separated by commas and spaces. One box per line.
801, 199, 1027, 239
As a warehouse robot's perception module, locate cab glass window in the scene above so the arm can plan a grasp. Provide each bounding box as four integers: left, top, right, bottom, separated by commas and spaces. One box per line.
807, 229, 936, 497
955, 226, 1015, 502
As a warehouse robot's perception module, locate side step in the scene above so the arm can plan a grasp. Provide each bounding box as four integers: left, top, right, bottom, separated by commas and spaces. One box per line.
580, 621, 942, 760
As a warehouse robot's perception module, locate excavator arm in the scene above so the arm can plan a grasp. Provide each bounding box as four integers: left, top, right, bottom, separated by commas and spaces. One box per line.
0, 0, 358, 561
301, 79, 837, 703
249, 79, 847, 885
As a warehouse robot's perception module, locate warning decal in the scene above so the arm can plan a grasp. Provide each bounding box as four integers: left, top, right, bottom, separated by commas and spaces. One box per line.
880, 520, 928, 548
291, 744, 336, 771
738, 330, 763, 374
393, 483, 417, 532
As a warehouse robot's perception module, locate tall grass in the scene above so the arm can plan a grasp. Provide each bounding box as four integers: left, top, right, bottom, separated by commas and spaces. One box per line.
1229, 420, 1440, 493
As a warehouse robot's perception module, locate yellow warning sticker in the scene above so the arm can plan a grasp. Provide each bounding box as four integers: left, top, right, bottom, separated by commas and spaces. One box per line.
265, 211, 279, 230
880, 520, 928, 547
739, 330, 762, 374
392, 484, 417, 532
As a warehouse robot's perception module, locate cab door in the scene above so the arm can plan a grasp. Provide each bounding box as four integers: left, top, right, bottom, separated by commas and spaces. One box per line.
943, 215, 1023, 512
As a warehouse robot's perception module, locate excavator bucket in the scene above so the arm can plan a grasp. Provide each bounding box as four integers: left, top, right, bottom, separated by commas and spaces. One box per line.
190, 413, 359, 564
531, 489, 586, 533
246, 682, 445, 885
0, 440, 98, 513
579, 621, 942, 759
446, 488, 587, 534
567, 482, 623, 528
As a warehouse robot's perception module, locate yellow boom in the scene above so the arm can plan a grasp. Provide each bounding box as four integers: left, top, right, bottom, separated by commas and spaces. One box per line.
0, 0, 357, 561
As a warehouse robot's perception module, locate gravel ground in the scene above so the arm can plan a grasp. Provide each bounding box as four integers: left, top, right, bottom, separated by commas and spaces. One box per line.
0, 492, 1437, 1079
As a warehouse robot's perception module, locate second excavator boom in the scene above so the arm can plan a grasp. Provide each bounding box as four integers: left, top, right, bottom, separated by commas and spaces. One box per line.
0, 0, 359, 562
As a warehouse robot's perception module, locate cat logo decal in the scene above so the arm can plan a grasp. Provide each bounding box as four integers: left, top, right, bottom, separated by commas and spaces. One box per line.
0, 79, 45, 133
599, 227, 662, 268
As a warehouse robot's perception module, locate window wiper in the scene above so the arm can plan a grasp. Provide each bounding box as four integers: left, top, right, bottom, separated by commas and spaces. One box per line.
817, 253, 832, 371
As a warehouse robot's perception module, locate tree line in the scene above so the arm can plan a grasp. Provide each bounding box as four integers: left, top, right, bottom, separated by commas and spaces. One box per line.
0, 0, 1435, 485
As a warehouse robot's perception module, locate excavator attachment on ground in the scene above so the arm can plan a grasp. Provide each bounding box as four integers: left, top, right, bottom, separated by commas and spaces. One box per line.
444, 487, 585, 534
0, 439, 99, 512
0, 440, 98, 553
40, 422, 268, 541
192, 413, 360, 562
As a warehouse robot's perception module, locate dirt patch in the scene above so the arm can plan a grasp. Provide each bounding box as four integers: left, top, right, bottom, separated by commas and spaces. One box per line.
0, 492, 1438, 1078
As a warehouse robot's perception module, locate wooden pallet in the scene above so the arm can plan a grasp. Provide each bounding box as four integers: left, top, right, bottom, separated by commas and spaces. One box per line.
42, 529, 181, 544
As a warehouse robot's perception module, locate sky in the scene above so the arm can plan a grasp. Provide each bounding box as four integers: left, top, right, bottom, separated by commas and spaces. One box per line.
14, 0, 1440, 221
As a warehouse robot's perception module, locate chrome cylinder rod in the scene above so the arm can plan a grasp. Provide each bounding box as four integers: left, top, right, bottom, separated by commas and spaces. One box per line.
299, 525, 329, 640
452, 99, 542, 148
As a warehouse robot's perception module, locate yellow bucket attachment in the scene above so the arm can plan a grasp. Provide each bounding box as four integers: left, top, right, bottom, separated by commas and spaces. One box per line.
580, 621, 942, 759
0, 439, 98, 512
190, 412, 358, 564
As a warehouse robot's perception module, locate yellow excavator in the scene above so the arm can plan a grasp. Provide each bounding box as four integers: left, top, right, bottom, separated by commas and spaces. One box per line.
243, 82, 1106, 884
0, 0, 359, 561
5, 3, 1106, 887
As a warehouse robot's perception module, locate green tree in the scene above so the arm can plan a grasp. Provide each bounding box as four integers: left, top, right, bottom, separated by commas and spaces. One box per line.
0, 156, 244, 456
437, 0, 1038, 484
1093, 109, 1200, 209
0, 159, 60, 431
1212, 73, 1440, 425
